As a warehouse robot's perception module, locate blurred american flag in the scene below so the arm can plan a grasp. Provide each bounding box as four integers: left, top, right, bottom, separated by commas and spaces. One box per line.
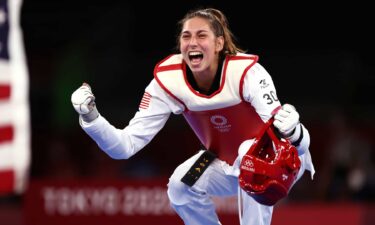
0, 0, 30, 195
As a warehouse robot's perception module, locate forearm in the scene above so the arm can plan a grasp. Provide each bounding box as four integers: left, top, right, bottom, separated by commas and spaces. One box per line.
80, 115, 136, 159
80, 111, 170, 159
286, 123, 310, 156
73, 79, 176, 160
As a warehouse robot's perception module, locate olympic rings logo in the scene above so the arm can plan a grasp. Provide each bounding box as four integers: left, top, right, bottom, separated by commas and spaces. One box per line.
210, 115, 227, 126
244, 159, 254, 167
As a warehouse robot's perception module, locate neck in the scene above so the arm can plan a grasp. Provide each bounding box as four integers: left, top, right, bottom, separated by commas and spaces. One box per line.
186, 58, 223, 96
193, 62, 219, 92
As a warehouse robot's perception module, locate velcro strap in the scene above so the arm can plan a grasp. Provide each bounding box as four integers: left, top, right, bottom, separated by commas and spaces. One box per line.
181, 151, 217, 187
292, 124, 304, 147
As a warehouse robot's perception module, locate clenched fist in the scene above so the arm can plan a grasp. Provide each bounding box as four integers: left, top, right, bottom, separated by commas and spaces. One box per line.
273, 104, 299, 137
71, 83, 99, 122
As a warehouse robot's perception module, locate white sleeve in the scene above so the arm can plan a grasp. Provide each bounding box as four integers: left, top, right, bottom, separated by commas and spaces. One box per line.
287, 123, 311, 155
242, 63, 281, 122
243, 63, 310, 155
79, 79, 183, 159
242, 63, 311, 156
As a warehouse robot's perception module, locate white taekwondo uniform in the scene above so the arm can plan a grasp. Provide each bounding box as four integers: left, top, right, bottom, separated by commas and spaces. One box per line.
80, 53, 315, 225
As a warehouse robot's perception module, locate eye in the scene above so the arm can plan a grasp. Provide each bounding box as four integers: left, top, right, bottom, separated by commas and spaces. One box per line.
198, 34, 207, 39
181, 33, 191, 40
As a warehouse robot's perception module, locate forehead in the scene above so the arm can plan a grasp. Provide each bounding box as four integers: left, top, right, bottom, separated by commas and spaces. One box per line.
182, 17, 212, 33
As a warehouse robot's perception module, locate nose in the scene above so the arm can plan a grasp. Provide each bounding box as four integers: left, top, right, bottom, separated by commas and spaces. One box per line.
189, 36, 198, 46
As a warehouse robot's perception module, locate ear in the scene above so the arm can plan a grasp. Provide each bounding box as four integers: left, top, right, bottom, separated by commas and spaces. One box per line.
215, 36, 224, 52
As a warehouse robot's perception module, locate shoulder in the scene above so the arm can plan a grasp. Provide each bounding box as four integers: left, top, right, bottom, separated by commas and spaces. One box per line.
154, 54, 184, 73
243, 59, 274, 88
145, 79, 185, 114
244, 56, 271, 78
227, 52, 259, 62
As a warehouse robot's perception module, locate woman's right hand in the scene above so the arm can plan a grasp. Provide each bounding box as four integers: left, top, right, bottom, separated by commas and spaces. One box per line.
71, 83, 99, 122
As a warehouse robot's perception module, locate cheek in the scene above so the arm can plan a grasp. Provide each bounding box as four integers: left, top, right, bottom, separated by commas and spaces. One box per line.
179, 44, 189, 60
179, 41, 188, 52
179, 43, 185, 51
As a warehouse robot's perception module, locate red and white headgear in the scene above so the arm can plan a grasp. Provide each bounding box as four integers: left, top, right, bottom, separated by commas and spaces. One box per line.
239, 118, 301, 206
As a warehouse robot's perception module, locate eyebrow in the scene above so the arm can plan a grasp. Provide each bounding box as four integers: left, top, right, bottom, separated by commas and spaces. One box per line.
181, 30, 209, 34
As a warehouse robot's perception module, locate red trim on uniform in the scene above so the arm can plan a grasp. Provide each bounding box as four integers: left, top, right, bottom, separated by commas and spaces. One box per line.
0, 125, 14, 144
271, 105, 282, 115
239, 55, 259, 101
0, 170, 14, 194
0, 85, 11, 100
182, 56, 229, 99
229, 55, 258, 61
153, 54, 178, 73
154, 55, 187, 110
157, 64, 183, 73
154, 54, 259, 110
154, 74, 187, 110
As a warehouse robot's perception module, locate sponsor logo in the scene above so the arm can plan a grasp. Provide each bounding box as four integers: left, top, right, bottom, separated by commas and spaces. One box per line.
210, 115, 231, 132
259, 79, 269, 89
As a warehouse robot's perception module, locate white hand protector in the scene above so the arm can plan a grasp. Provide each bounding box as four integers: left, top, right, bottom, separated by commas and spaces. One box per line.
71, 83, 99, 122
71, 83, 95, 114
273, 104, 299, 137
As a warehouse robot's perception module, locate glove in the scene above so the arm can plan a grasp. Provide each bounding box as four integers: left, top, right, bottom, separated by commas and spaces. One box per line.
273, 104, 299, 137
71, 83, 99, 122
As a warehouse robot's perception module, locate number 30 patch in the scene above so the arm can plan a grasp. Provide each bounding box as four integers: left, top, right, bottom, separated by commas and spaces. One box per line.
263, 91, 279, 104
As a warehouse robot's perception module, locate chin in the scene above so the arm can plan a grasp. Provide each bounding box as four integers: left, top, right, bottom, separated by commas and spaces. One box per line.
189, 63, 205, 71
191, 68, 205, 75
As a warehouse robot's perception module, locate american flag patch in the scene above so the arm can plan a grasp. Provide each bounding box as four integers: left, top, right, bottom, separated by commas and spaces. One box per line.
139, 92, 151, 110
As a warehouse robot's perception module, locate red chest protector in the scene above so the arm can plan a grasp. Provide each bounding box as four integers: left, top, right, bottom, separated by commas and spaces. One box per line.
154, 53, 265, 164
183, 102, 264, 164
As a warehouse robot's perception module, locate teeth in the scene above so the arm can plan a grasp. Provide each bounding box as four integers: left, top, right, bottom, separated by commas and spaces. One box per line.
189, 51, 203, 56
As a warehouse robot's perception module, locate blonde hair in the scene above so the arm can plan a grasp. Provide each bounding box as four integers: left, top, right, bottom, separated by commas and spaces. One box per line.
176, 8, 245, 57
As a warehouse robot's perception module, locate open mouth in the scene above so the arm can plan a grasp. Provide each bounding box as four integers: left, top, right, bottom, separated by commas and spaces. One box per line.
188, 51, 203, 64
